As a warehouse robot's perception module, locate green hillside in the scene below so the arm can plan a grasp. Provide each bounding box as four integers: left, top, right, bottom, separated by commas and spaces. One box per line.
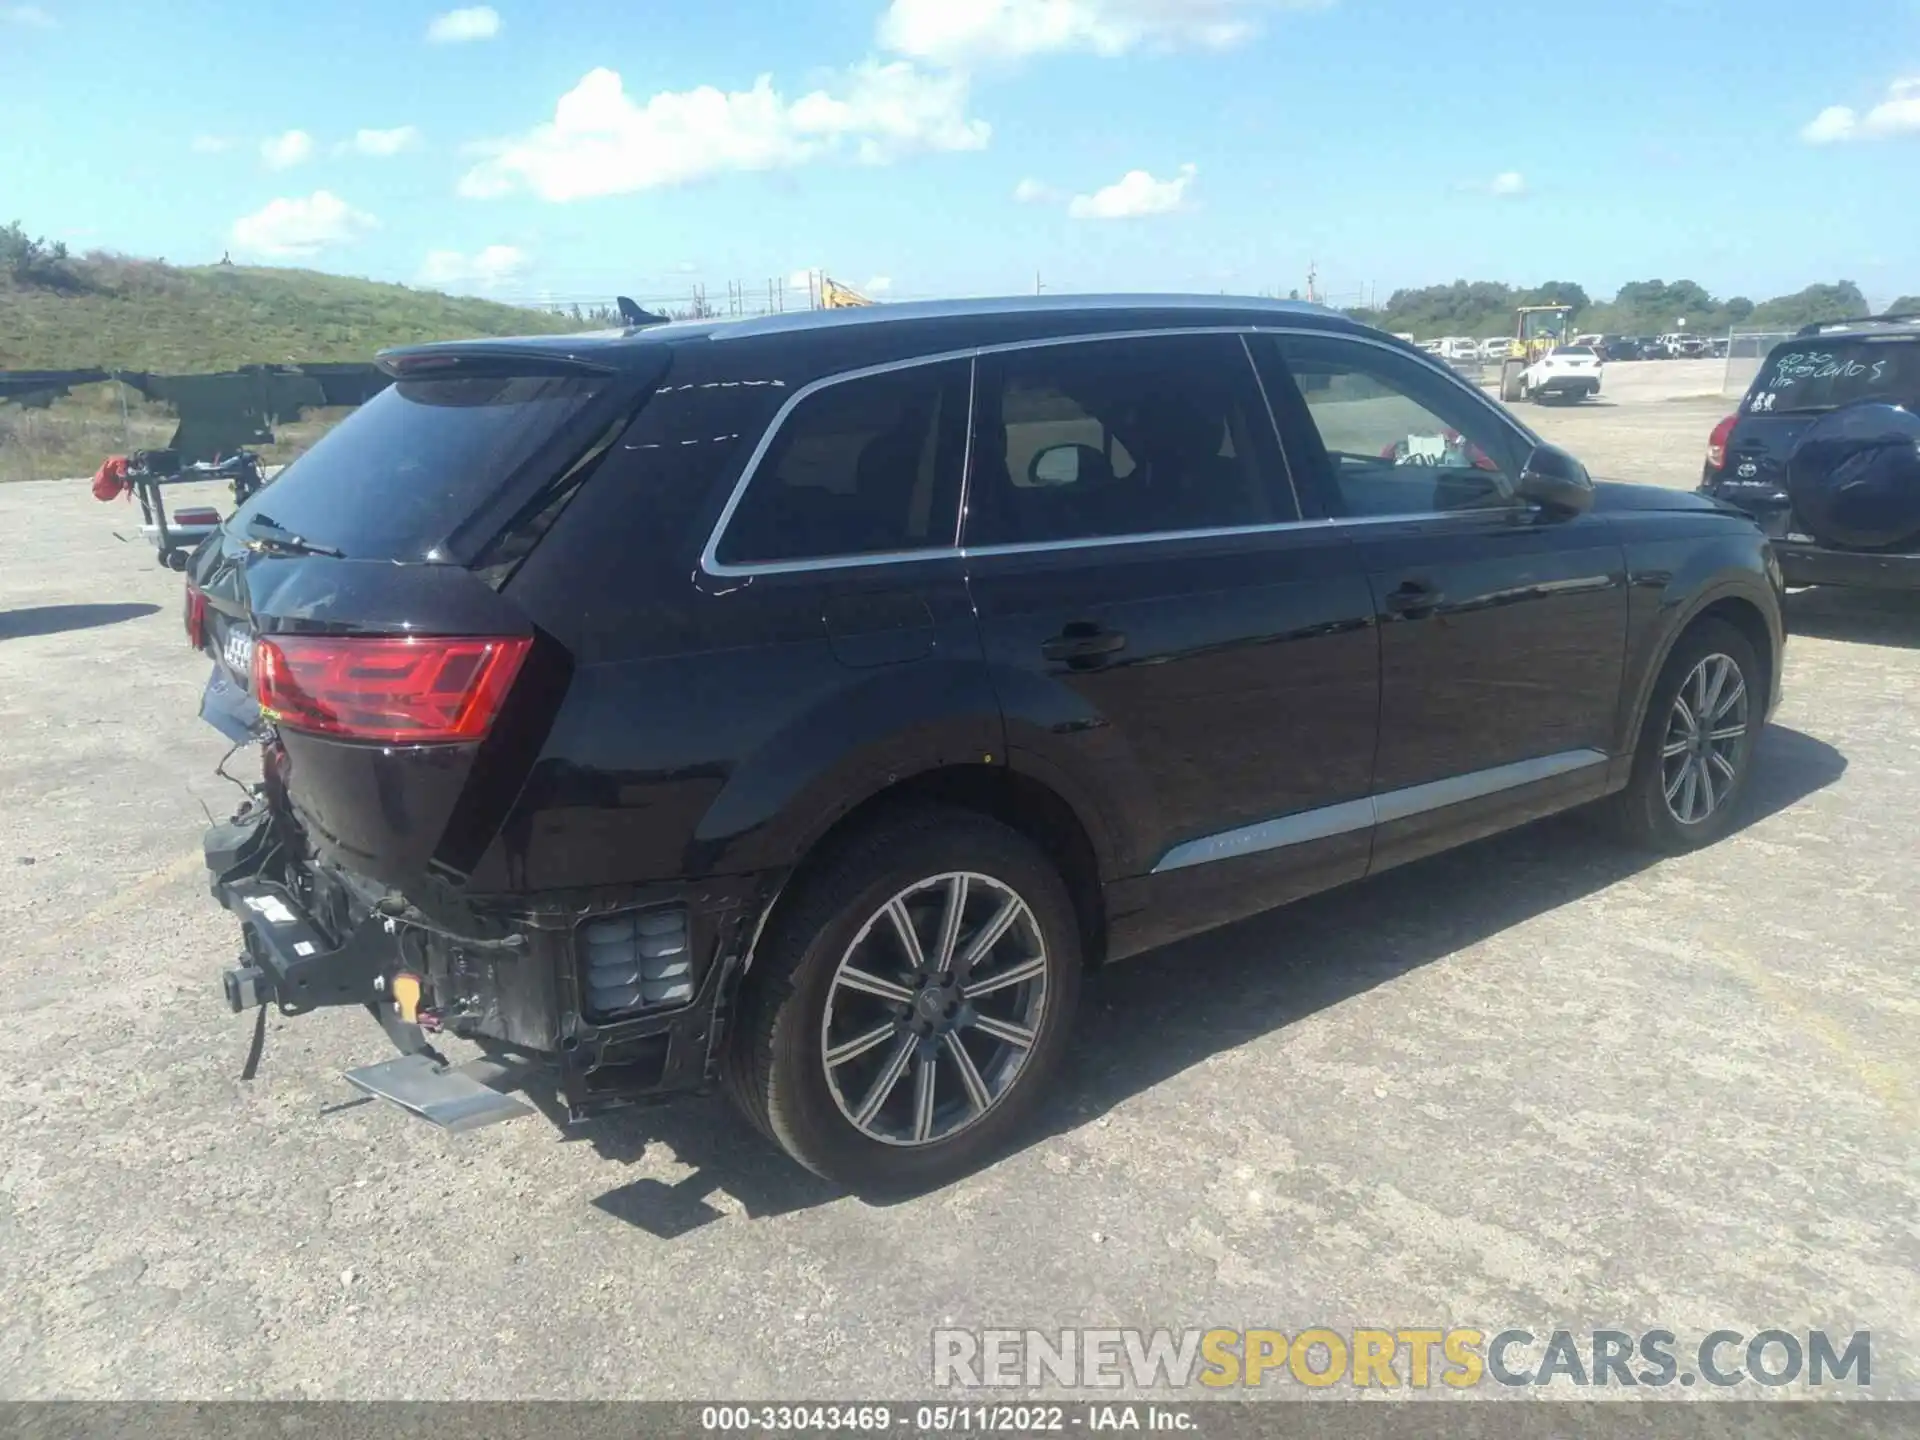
0, 251, 580, 373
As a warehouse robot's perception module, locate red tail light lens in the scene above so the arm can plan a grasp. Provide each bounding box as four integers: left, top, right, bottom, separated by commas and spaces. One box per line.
1706, 413, 1738, 471
253, 635, 531, 744
184, 585, 207, 650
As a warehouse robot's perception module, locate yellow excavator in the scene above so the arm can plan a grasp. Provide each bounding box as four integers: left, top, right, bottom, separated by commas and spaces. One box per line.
820, 276, 874, 309
1499, 304, 1575, 401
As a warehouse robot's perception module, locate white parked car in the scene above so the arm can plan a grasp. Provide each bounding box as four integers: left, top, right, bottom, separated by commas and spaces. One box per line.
1480, 336, 1514, 360
1436, 337, 1480, 362
1518, 344, 1604, 404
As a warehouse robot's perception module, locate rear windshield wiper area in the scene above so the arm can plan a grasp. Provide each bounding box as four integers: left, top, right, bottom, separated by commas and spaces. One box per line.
243, 515, 347, 559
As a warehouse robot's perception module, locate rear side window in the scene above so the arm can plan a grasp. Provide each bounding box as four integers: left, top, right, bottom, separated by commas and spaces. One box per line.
231, 372, 610, 562
715, 360, 970, 566
1746, 339, 1920, 414
966, 333, 1294, 548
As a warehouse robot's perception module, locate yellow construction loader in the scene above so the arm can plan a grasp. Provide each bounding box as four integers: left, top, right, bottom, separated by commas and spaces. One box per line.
1499, 304, 1575, 401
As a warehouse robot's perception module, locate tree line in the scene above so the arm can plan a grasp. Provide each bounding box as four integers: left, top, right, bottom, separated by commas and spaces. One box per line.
1345, 278, 1918, 341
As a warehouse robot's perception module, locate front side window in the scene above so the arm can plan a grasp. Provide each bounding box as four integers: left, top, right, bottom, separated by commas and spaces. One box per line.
1268, 334, 1526, 517
716, 359, 969, 566
965, 333, 1293, 548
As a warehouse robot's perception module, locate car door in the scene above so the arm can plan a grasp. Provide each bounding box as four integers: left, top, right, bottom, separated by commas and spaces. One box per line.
1255, 330, 1628, 873
961, 331, 1382, 959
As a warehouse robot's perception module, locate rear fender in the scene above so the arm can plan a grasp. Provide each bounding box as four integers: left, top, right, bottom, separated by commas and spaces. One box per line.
688, 657, 1004, 877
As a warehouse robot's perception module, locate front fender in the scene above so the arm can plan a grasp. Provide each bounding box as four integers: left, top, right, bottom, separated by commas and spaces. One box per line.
1611, 520, 1784, 764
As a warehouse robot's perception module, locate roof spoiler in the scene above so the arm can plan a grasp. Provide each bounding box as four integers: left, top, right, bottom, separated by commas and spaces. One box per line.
375, 345, 620, 379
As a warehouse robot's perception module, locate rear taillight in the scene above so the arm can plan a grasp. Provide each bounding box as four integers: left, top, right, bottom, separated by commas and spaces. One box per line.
184, 585, 207, 650
1706, 413, 1738, 472
253, 635, 531, 744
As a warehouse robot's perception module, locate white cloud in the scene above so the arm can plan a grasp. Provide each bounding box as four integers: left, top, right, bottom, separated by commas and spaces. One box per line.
865, 276, 894, 294
878, 0, 1326, 64
418, 244, 529, 293
3, 5, 55, 26
1067, 163, 1195, 219
427, 5, 499, 42
1458, 170, 1526, 197
346, 125, 422, 157
260, 129, 315, 169
230, 191, 376, 259
1013, 176, 1060, 204
191, 135, 235, 154
1802, 77, 1920, 143
459, 63, 988, 202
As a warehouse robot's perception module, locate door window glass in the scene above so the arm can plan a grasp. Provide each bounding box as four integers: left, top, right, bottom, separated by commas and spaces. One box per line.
716, 360, 969, 565
1271, 334, 1525, 517
966, 334, 1293, 547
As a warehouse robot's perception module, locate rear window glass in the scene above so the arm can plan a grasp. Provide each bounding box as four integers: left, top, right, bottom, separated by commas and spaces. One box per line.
231, 372, 608, 561
1746, 340, 1920, 414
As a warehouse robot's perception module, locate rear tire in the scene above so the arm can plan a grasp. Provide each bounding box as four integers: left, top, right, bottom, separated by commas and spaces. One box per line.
723, 806, 1082, 1195
1606, 619, 1763, 852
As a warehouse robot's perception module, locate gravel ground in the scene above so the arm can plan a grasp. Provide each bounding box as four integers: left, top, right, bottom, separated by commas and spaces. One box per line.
0, 363, 1915, 1403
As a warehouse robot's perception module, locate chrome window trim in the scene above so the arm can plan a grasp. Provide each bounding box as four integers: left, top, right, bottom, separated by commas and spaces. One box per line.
1151, 748, 1608, 874
1240, 331, 1304, 520
698, 323, 1539, 578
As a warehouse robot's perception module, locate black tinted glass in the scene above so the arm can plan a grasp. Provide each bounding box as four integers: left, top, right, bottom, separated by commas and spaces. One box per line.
1747, 339, 1920, 414
231, 373, 608, 561
717, 360, 969, 565
966, 334, 1292, 547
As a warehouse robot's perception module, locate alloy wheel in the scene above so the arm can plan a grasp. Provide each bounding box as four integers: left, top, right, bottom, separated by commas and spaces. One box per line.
819, 872, 1049, 1148
1661, 653, 1749, 826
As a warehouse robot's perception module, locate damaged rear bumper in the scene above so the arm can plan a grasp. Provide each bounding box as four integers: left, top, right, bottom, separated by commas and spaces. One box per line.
204, 800, 771, 1125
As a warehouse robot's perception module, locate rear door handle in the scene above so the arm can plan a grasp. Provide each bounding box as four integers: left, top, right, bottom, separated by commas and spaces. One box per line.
1042, 622, 1127, 664
1384, 580, 1445, 616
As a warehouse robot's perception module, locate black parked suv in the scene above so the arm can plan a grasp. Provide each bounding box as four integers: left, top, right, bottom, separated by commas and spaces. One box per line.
1700, 315, 1920, 590
189, 297, 1783, 1192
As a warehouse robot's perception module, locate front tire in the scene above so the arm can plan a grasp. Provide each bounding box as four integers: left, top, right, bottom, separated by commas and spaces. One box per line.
1607, 619, 1763, 852
724, 806, 1082, 1195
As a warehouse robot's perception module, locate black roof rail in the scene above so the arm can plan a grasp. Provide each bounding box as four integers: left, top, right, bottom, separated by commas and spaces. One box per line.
1794, 313, 1920, 337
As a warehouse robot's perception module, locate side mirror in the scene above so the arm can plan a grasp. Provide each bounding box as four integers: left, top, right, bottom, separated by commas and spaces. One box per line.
1517, 443, 1594, 517
1028, 443, 1109, 488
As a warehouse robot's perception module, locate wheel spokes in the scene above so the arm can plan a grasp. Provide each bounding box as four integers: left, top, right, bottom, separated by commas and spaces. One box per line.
945, 1032, 992, 1113
823, 871, 1049, 1147
826, 1021, 900, 1068
962, 952, 1047, 1000
930, 874, 968, 975
958, 895, 1023, 973
910, 1052, 938, 1143
971, 1014, 1036, 1049
885, 898, 926, 971
837, 967, 914, 1005
854, 1034, 916, 1127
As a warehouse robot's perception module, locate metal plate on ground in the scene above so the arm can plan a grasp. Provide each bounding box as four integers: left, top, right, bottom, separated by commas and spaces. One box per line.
342, 1053, 535, 1133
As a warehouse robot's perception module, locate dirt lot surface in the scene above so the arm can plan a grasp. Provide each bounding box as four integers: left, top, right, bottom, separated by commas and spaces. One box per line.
1, 358, 1915, 1402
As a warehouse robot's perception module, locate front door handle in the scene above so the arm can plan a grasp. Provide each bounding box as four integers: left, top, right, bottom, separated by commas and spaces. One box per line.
1384, 580, 1445, 617
1042, 622, 1127, 665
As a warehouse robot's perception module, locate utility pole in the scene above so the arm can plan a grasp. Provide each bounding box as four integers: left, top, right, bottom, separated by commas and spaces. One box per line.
1305, 260, 1319, 305
1034, 270, 1044, 296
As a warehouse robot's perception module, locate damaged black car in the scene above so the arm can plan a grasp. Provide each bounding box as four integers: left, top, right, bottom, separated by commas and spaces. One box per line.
190, 297, 1784, 1193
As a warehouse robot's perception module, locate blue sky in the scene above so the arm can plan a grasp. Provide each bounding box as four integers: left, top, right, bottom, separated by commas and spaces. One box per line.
2, 0, 1917, 310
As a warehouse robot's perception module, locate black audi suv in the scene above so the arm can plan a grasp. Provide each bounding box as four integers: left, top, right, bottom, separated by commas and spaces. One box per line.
188, 296, 1784, 1192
